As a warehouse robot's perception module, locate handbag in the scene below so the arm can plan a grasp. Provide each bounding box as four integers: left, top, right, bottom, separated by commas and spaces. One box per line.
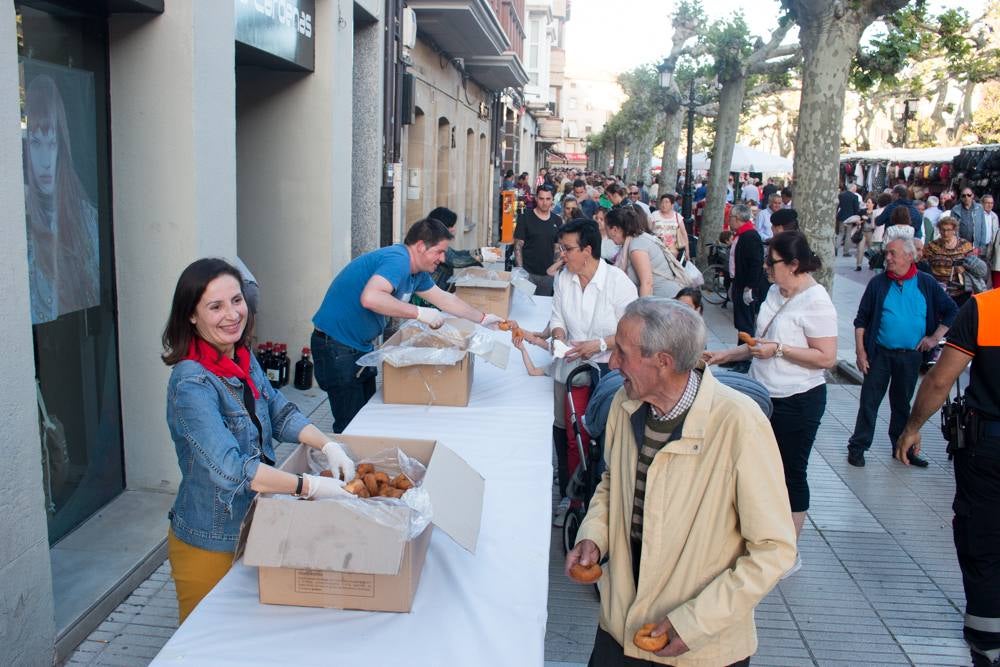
676, 249, 704, 287
851, 227, 864, 245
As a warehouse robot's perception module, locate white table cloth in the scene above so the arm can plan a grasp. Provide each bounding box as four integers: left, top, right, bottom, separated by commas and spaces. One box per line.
152, 296, 557, 667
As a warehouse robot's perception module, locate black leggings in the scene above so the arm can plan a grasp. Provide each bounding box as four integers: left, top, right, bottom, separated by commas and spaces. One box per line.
770, 384, 827, 513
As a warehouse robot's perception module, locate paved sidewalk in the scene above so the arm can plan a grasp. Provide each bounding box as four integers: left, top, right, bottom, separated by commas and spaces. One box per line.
67, 256, 970, 666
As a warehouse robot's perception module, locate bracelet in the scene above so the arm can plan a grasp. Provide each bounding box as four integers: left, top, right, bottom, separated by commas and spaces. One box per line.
294, 473, 304, 496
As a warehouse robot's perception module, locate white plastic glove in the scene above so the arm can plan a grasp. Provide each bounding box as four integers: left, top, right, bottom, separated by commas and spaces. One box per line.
303, 473, 349, 499
416, 306, 445, 329
480, 313, 503, 328
322, 441, 356, 481
742, 288, 754, 306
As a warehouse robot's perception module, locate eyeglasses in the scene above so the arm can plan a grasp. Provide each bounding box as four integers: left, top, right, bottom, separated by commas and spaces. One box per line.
765, 257, 786, 267
628, 191, 640, 196
559, 244, 581, 253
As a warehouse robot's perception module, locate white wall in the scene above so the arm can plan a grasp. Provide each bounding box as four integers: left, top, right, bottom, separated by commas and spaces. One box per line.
236, 0, 358, 357
109, 1, 237, 492
0, 3, 56, 664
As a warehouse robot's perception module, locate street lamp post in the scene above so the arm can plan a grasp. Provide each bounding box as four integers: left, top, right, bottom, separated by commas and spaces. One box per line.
682, 76, 696, 255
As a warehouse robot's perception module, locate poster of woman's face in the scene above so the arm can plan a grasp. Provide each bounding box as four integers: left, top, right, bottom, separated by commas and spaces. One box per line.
21, 60, 100, 325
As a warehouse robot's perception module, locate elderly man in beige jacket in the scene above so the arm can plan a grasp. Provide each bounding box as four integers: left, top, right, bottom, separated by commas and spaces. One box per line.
566, 298, 797, 666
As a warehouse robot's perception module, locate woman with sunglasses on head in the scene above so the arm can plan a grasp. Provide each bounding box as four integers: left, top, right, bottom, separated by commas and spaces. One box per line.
705, 232, 838, 575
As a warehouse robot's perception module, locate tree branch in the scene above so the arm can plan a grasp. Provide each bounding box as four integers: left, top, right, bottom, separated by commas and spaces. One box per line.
746, 20, 795, 68
749, 52, 802, 76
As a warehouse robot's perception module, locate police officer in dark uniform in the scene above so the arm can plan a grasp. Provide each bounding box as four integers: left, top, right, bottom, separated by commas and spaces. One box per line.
898, 288, 1000, 667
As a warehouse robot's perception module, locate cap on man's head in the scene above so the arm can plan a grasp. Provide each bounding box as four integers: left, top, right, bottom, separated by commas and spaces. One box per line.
427, 206, 458, 229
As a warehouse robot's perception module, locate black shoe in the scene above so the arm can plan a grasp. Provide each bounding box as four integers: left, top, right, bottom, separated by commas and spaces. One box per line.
908, 453, 930, 467
855, 266, 862, 272
847, 450, 866, 467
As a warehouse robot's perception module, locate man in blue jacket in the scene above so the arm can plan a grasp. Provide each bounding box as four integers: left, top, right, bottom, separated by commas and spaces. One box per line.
876, 184, 923, 239
847, 238, 958, 467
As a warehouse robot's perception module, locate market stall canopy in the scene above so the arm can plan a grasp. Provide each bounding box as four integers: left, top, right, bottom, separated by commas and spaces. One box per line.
840, 146, 967, 163
677, 144, 793, 173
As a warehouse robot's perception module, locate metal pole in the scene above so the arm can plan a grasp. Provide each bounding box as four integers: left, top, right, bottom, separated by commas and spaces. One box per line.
682, 78, 696, 255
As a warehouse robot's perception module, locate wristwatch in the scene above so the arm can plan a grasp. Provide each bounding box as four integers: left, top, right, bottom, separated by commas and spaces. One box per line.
598, 338, 608, 353
774, 343, 784, 358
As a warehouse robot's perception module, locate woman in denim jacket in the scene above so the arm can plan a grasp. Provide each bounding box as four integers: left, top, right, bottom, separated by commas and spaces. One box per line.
162, 258, 356, 623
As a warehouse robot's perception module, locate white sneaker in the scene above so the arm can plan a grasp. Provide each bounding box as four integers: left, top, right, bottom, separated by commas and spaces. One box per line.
780, 554, 802, 580
552, 497, 571, 527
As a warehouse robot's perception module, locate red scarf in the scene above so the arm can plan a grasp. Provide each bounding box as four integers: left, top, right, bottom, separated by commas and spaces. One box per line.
734, 221, 755, 236
886, 264, 917, 283
185, 338, 260, 399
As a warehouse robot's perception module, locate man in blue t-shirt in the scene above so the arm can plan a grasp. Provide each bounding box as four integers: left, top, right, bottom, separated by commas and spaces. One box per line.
311, 218, 502, 432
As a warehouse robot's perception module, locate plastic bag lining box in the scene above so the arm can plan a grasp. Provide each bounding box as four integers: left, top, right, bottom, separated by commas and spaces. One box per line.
381, 319, 475, 407
236, 435, 485, 612
453, 267, 513, 318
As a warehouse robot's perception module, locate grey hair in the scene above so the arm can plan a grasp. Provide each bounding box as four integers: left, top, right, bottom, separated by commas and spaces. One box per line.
622, 297, 706, 372
887, 237, 918, 260
731, 203, 753, 222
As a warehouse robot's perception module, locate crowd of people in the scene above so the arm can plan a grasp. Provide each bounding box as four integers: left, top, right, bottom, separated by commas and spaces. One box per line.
154, 161, 999, 666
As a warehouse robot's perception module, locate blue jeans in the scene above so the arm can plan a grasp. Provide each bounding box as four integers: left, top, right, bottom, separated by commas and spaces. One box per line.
848, 346, 922, 454
310, 330, 377, 434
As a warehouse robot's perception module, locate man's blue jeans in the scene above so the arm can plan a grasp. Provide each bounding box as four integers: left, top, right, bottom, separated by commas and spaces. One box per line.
848, 346, 922, 454
311, 330, 377, 434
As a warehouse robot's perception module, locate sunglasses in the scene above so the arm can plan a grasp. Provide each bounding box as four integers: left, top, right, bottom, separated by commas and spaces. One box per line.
962, 193, 974, 198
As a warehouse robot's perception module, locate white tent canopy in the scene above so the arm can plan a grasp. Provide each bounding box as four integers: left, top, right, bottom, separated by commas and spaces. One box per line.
676, 143, 793, 174
839, 146, 965, 163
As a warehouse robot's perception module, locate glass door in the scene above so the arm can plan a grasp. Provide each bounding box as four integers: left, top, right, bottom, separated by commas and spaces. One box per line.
17, 3, 124, 544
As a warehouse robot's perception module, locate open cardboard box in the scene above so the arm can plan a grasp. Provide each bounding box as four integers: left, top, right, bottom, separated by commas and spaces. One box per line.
453, 267, 513, 318
380, 318, 476, 407
236, 435, 485, 612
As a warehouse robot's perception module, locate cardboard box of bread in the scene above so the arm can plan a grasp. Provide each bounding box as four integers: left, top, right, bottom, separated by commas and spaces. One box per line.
452, 267, 513, 318
362, 318, 509, 408
236, 434, 485, 612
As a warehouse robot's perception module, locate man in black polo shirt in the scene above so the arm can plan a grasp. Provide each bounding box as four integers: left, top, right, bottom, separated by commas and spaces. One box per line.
898, 289, 1000, 667
514, 185, 563, 296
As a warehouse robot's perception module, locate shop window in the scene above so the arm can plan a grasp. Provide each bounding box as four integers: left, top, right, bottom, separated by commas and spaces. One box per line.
17, 3, 123, 544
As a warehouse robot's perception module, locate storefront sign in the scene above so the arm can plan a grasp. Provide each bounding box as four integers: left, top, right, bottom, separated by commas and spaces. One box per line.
235, 0, 315, 71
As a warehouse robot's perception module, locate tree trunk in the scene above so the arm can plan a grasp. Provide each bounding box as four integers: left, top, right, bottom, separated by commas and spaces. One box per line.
790, 6, 866, 291
700, 75, 747, 266
928, 77, 949, 144
636, 125, 655, 186
661, 109, 683, 193
950, 79, 977, 142
612, 139, 625, 179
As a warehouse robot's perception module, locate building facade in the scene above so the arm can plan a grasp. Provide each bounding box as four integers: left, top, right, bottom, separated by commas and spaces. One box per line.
557, 68, 625, 167
0, 0, 514, 663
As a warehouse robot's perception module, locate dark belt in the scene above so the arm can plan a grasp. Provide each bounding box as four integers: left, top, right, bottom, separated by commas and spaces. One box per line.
982, 420, 1000, 438
313, 328, 332, 340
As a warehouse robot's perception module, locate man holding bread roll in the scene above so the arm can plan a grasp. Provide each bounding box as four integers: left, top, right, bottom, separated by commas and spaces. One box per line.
565, 297, 796, 665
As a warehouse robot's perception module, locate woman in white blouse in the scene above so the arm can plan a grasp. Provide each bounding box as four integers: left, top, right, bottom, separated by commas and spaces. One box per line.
705, 231, 837, 573
549, 218, 637, 522
648, 193, 689, 258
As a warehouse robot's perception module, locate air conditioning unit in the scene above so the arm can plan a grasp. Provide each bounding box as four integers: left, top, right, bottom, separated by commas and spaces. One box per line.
402, 8, 417, 49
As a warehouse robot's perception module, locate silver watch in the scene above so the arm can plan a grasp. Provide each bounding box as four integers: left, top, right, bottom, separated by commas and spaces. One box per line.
599, 338, 608, 353
774, 343, 784, 358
